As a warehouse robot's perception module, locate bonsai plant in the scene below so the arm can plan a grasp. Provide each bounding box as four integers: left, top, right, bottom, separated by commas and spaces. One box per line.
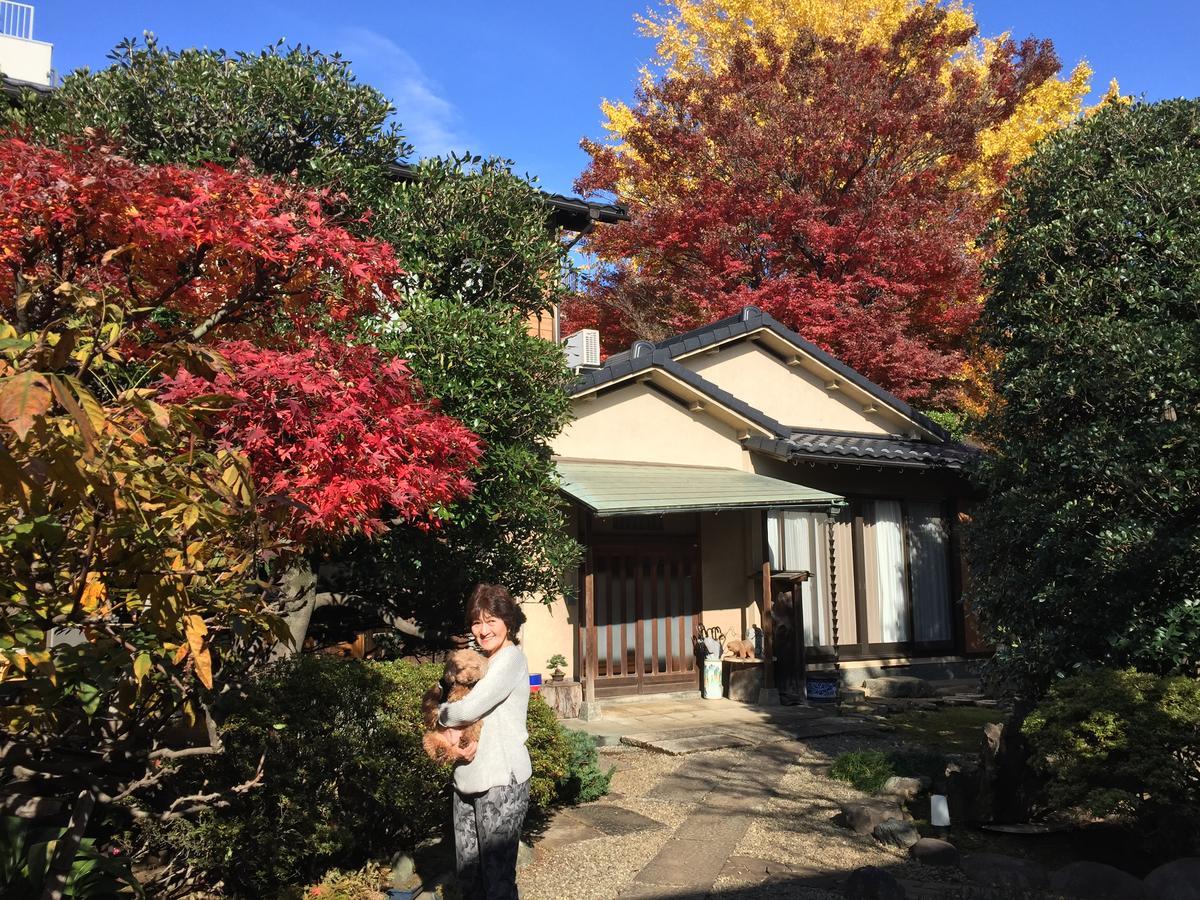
546, 654, 568, 682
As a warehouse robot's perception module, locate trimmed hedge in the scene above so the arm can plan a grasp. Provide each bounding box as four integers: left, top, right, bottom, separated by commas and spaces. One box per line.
1024, 668, 1200, 856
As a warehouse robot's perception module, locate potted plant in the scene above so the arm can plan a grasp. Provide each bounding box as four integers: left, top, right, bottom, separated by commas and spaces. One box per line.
546, 654, 568, 683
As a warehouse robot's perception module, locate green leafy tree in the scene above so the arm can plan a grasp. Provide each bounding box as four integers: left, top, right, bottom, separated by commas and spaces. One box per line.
969, 99, 1200, 694
12, 38, 582, 632
349, 291, 577, 634
8, 35, 407, 209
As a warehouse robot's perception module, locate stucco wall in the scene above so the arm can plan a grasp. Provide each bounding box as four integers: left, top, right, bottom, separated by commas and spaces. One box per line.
683, 342, 904, 435
554, 383, 746, 469
0, 35, 52, 85
520, 594, 576, 682
699, 510, 762, 643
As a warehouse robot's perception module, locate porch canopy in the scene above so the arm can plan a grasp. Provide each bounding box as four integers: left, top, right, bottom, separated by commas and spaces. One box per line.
556, 459, 843, 517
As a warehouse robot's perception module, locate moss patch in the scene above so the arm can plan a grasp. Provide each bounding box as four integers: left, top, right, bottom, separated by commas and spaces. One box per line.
887, 705, 1000, 753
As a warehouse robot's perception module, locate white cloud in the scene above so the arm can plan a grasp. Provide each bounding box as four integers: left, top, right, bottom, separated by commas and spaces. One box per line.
335, 26, 470, 158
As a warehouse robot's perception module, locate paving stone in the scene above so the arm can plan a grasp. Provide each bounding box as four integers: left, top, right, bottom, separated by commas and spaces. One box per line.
567, 804, 666, 837
719, 855, 797, 885
532, 817, 606, 852
634, 838, 729, 888
673, 812, 752, 843
622, 730, 757, 755
863, 676, 933, 698
644, 753, 741, 801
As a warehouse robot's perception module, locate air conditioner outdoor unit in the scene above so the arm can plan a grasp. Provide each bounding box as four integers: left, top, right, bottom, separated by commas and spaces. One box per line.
562, 328, 601, 369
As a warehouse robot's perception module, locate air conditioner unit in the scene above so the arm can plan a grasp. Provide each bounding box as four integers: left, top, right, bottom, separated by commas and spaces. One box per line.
562, 328, 601, 369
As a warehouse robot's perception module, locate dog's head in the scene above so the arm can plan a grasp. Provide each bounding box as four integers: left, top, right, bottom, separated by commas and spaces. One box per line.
443, 649, 488, 686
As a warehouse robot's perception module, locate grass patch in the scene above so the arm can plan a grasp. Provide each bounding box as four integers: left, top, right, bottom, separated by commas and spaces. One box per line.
887, 705, 1000, 753
830, 748, 946, 794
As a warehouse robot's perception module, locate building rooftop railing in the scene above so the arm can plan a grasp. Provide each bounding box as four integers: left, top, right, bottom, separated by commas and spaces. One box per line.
0, 2, 34, 41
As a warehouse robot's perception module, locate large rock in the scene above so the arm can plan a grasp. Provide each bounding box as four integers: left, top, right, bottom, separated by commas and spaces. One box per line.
872, 819, 921, 850
516, 840, 535, 870
910, 838, 960, 867
878, 775, 929, 801
1050, 861, 1145, 900
1145, 858, 1200, 900
961, 853, 1048, 891
838, 798, 909, 835
863, 676, 933, 699
845, 866, 906, 900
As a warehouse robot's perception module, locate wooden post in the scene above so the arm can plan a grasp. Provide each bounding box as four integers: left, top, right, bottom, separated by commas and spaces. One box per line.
794, 575, 808, 703
579, 513, 599, 720
761, 559, 775, 691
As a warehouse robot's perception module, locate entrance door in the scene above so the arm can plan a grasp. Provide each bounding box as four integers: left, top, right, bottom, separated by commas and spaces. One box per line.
582, 537, 701, 697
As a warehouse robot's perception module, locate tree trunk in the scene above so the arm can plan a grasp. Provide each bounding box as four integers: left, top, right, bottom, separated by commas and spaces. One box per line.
40, 786, 95, 900
271, 562, 318, 659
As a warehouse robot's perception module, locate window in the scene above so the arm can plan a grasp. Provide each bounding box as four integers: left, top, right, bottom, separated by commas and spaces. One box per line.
769, 499, 954, 651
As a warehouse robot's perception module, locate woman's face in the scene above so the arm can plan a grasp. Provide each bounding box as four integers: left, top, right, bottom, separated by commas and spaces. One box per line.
471, 613, 508, 655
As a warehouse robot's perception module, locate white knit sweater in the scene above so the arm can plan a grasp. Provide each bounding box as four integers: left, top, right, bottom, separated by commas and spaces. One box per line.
438, 644, 531, 794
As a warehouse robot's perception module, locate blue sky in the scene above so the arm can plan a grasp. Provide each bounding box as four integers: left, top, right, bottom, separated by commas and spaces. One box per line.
33, 1, 1200, 196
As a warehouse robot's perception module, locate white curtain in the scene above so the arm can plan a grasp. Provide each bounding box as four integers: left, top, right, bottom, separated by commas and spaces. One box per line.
872, 501, 909, 643
768, 509, 830, 646
908, 502, 952, 642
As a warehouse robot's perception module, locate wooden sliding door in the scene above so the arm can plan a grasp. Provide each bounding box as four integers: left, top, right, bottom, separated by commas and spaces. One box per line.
582, 537, 701, 697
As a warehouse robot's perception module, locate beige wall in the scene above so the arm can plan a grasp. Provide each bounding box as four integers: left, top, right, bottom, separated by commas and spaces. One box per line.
683, 342, 906, 435
0, 35, 53, 86
554, 383, 747, 469
520, 594, 576, 681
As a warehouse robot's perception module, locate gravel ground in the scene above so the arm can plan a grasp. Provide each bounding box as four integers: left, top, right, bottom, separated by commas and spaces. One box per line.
519, 747, 692, 900
519, 733, 975, 900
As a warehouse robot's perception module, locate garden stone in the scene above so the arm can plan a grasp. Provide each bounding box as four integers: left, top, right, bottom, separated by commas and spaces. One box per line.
838, 798, 909, 835
845, 865, 906, 900
1145, 858, 1200, 900
961, 852, 1047, 891
872, 819, 921, 850
516, 840, 534, 870
910, 838, 959, 867
1050, 861, 1145, 900
863, 676, 933, 699
389, 852, 420, 891
879, 775, 929, 801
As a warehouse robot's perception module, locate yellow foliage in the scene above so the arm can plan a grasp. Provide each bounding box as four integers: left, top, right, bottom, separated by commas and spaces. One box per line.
601, 0, 1096, 202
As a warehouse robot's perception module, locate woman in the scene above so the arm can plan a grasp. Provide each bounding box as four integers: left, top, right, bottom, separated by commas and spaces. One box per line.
439, 584, 530, 900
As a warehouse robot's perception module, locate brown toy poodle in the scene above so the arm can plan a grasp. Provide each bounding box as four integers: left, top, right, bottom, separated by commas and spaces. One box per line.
421, 649, 489, 764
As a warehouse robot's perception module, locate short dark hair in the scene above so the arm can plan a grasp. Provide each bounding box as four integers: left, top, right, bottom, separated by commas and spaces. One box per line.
464, 584, 526, 645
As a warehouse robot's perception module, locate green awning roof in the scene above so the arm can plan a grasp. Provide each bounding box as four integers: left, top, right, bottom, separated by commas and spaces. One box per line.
556, 459, 844, 518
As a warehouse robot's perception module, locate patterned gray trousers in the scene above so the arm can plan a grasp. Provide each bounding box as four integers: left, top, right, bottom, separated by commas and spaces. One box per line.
452, 777, 529, 900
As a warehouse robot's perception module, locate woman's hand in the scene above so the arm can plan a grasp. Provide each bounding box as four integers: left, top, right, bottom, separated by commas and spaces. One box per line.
442, 728, 478, 764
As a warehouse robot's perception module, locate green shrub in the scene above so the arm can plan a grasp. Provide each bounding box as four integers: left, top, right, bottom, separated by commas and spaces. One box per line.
526, 693, 571, 808
829, 749, 946, 795
138, 656, 449, 896
829, 751, 894, 794
558, 730, 614, 805
139, 657, 586, 895
1, 817, 142, 898
1024, 668, 1200, 855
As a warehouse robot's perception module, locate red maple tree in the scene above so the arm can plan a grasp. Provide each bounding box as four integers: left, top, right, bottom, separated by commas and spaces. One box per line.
0, 136, 479, 539
158, 340, 482, 541
0, 137, 401, 345
569, 8, 1061, 403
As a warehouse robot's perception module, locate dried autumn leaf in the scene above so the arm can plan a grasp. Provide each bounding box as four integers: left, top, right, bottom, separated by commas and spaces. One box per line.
80, 574, 107, 613
184, 614, 213, 689
0, 372, 52, 440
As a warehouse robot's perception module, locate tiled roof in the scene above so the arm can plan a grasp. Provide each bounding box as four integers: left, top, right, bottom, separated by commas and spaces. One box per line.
747, 433, 978, 470
573, 307, 951, 441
